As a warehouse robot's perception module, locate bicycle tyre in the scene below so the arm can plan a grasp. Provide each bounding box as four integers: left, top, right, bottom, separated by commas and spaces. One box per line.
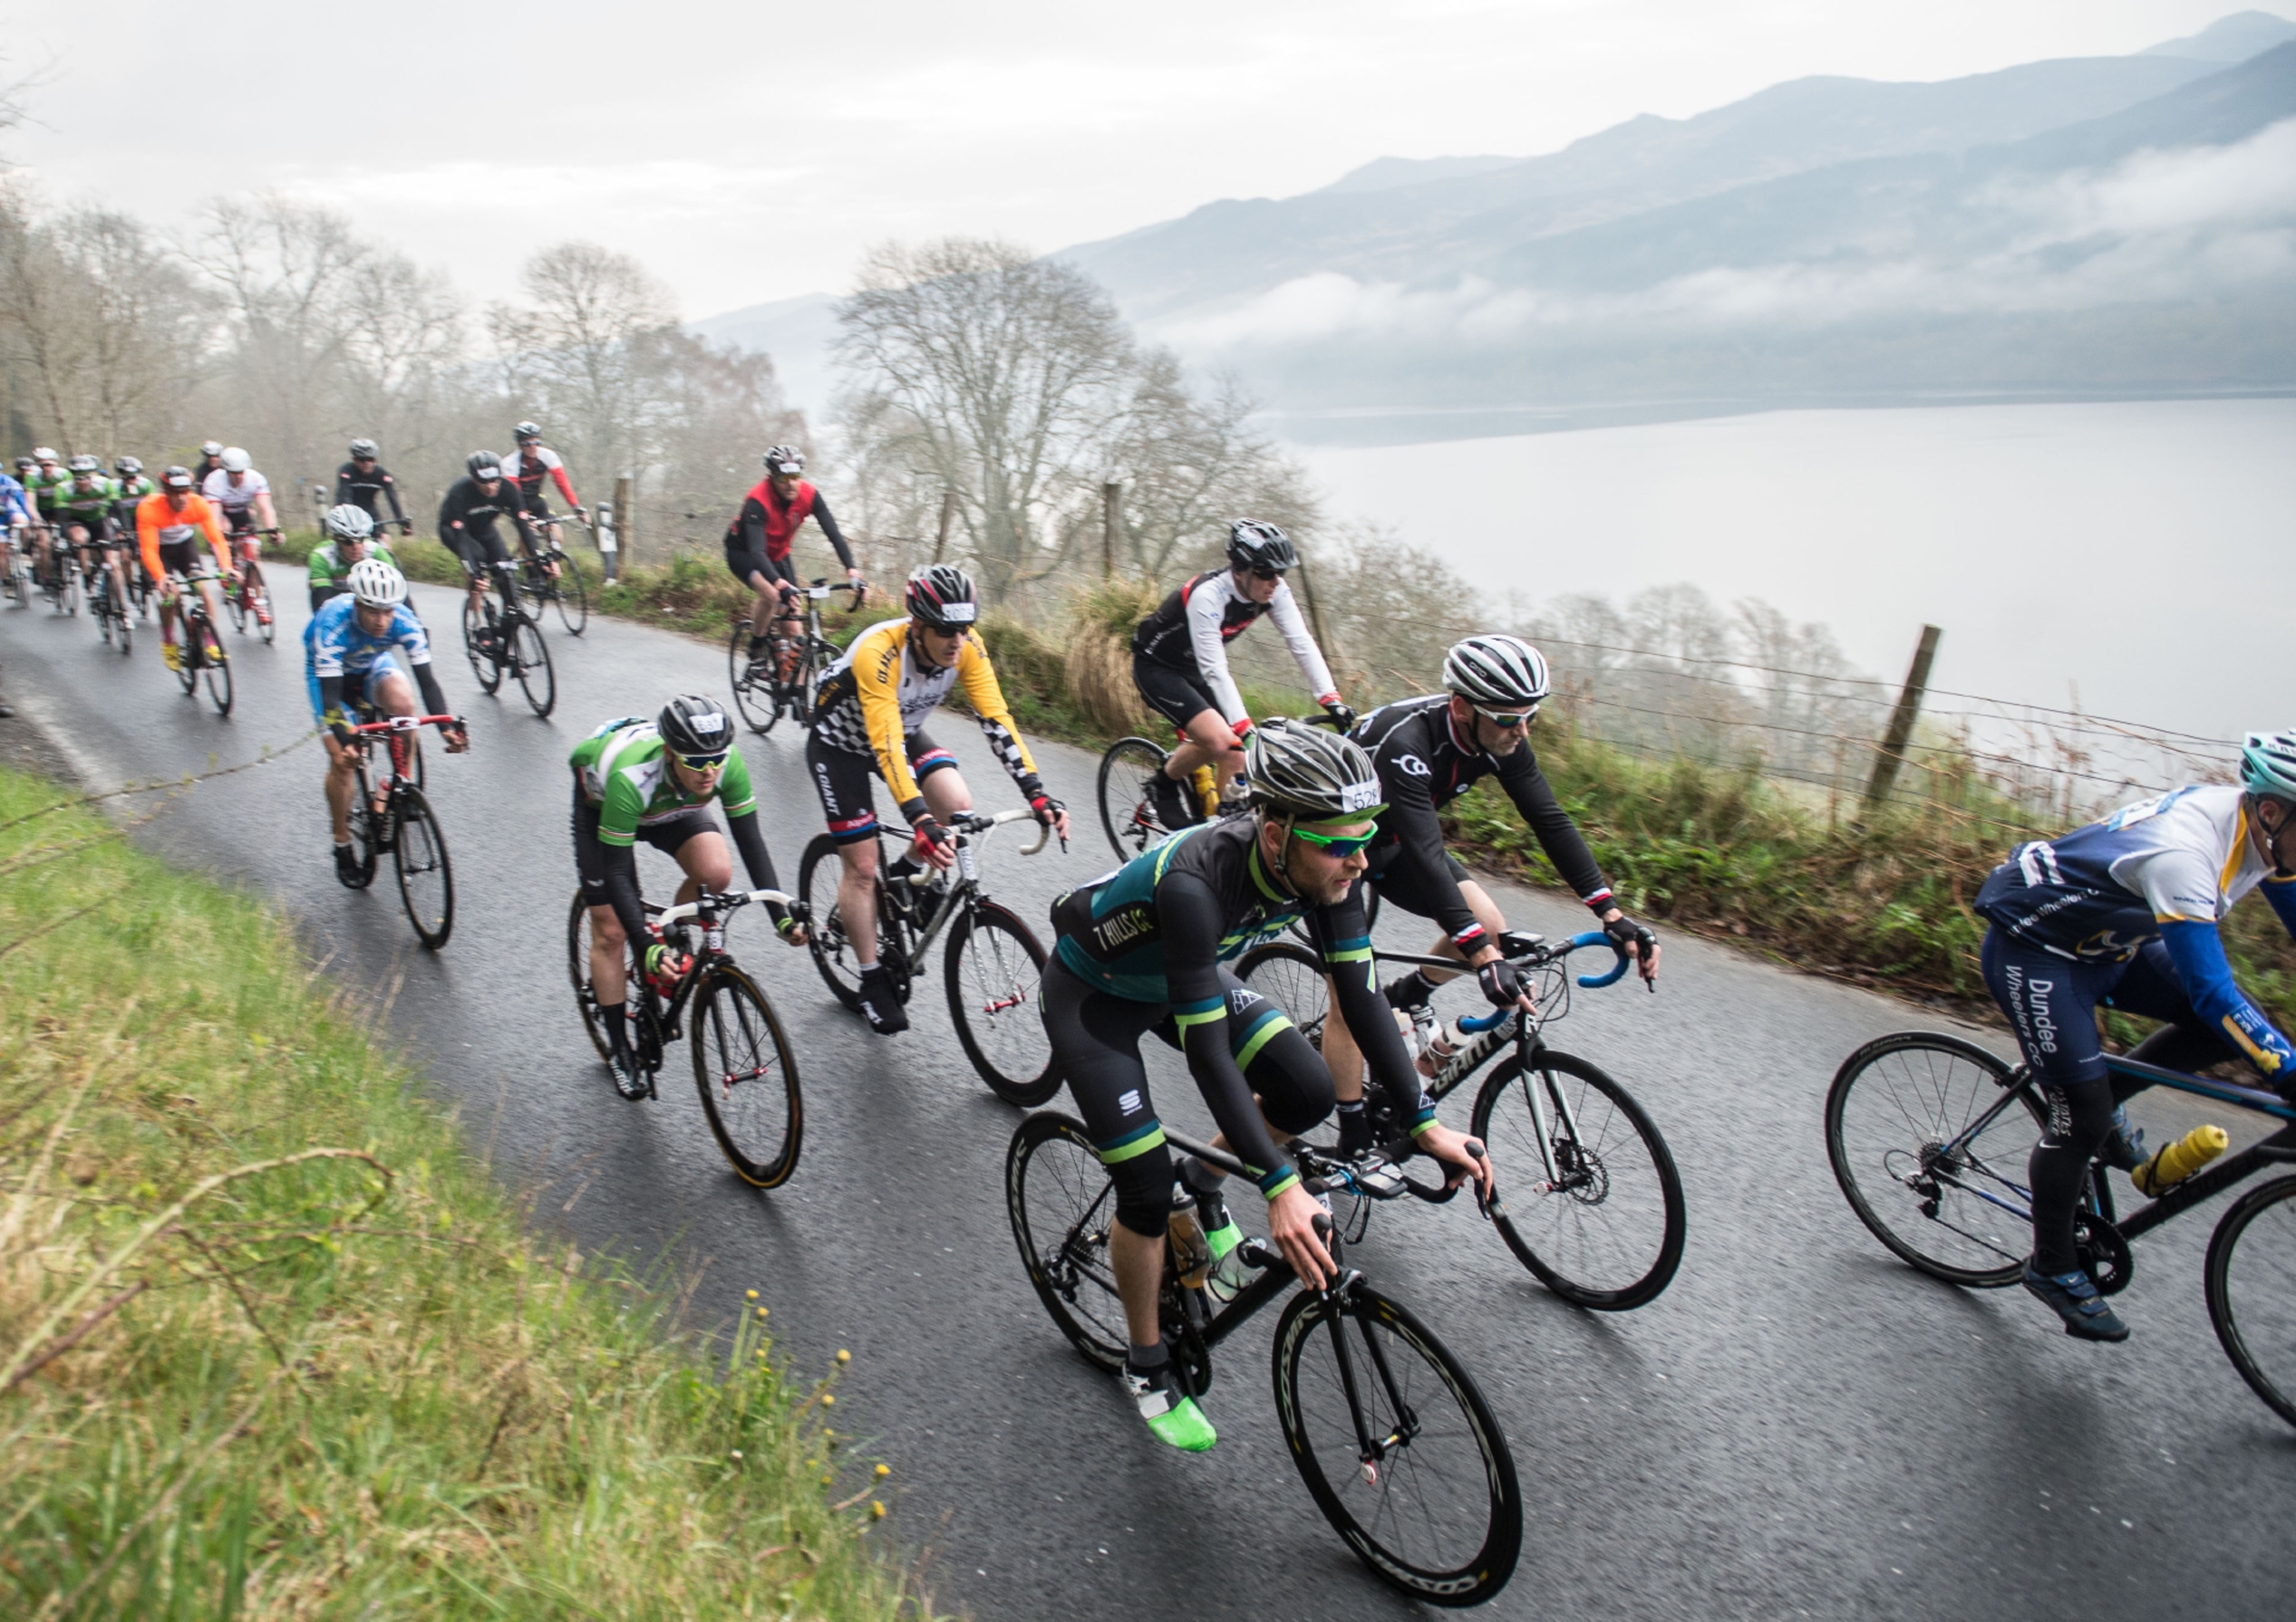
391, 785, 454, 949
1824, 1030, 2041, 1288
568, 891, 613, 1058
511, 614, 555, 717
175, 624, 198, 695
2204, 1172, 2296, 1430
248, 561, 276, 644
1006, 1111, 1129, 1373
692, 964, 804, 1188
224, 573, 246, 632
1097, 736, 1172, 860
796, 635, 841, 727
556, 555, 588, 635
1237, 941, 1329, 1049
462, 602, 504, 695
204, 648, 234, 717
1470, 1049, 1685, 1310
342, 758, 381, 890
797, 833, 868, 1011
112, 591, 131, 655
946, 900, 1059, 1107
1272, 1281, 1522, 1606
727, 618, 778, 735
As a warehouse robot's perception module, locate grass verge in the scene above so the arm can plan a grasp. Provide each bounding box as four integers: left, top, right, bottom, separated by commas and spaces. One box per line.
0, 764, 925, 1619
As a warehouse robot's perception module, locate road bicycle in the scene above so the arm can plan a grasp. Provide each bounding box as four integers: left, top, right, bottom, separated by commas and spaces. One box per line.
1827, 1031, 2296, 1428
728, 577, 863, 735
337, 712, 461, 949
796, 807, 1059, 1105
38, 527, 79, 617
167, 567, 234, 718
1239, 927, 1686, 1310
87, 543, 133, 656
1007, 1117, 1522, 1605
221, 523, 279, 644
514, 517, 590, 635
568, 885, 805, 1186
2, 529, 32, 607
461, 568, 556, 718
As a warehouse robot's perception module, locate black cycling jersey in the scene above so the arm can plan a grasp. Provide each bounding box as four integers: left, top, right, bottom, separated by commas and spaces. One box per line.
1353, 694, 1612, 949
437, 475, 533, 556
335, 461, 409, 528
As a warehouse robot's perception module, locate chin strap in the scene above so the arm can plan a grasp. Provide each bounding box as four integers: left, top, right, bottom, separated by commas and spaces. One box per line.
1262, 809, 1302, 897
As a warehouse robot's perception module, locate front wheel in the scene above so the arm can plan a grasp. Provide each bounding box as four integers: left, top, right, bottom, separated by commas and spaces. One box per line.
1006, 1111, 1129, 1372
1471, 1050, 1685, 1309
568, 891, 619, 1058
1824, 1031, 2040, 1287
1097, 736, 1172, 861
510, 614, 555, 717
1272, 1282, 1522, 1606
728, 617, 777, 735
224, 572, 246, 632
1236, 941, 1329, 1049
463, 601, 504, 695
554, 555, 589, 634
391, 785, 454, 948
692, 965, 803, 1188
203, 644, 234, 717
2204, 1173, 2296, 1430
946, 901, 1057, 1106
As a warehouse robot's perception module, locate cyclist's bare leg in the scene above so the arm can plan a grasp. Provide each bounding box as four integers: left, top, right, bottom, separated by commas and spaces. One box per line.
1163, 707, 1246, 791
589, 904, 629, 1006
920, 765, 975, 822
670, 830, 734, 906
1320, 878, 1507, 1105
835, 837, 882, 966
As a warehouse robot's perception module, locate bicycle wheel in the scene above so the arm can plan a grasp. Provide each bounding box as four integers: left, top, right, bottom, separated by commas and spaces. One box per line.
341, 759, 382, 890
555, 555, 588, 634
568, 891, 613, 1057
1238, 941, 1329, 1048
2205, 1174, 2296, 1430
1824, 1030, 2041, 1287
224, 573, 246, 632
1097, 737, 1172, 860
1006, 1111, 1129, 1372
692, 964, 804, 1188
203, 647, 234, 717
510, 614, 555, 717
462, 602, 504, 695
727, 618, 777, 735
946, 900, 1058, 1106
175, 625, 198, 695
111, 590, 131, 655
248, 561, 276, 644
1272, 1281, 1522, 1606
1471, 1050, 1685, 1309
797, 833, 870, 1011
391, 785, 454, 948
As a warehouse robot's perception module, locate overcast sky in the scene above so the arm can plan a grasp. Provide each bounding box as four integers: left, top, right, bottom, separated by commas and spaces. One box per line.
4, 2, 2265, 320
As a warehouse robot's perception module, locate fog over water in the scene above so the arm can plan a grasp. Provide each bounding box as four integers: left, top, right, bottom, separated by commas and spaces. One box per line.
1293, 397, 2291, 746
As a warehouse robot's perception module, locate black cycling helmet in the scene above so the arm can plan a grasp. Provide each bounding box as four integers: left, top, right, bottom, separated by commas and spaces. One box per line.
348, 437, 379, 460
904, 562, 978, 630
114, 455, 143, 478
467, 451, 503, 478
763, 445, 804, 477
1246, 717, 1385, 823
1443, 634, 1550, 711
513, 421, 542, 442
657, 693, 735, 758
1226, 519, 1298, 574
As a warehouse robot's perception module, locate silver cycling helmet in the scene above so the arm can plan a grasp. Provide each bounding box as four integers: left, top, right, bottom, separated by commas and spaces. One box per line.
2240, 729, 2296, 801
1246, 717, 1385, 823
348, 437, 379, 460
219, 446, 252, 474
1444, 634, 1550, 711
324, 502, 376, 542
345, 559, 406, 608
1226, 519, 1298, 574
763, 445, 804, 477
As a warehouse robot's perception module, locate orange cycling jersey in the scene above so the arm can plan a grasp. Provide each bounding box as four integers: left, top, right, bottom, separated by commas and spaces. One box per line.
137, 492, 231, 582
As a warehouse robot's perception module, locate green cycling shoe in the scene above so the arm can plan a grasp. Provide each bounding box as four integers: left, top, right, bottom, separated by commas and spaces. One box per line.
1123, 1358, 1217, 1452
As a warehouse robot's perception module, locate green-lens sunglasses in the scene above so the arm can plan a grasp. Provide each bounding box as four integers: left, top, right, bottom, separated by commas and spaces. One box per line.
1290, 822, 1380, 858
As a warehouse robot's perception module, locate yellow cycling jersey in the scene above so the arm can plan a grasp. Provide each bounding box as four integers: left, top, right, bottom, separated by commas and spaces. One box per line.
813, 618, 1039, 810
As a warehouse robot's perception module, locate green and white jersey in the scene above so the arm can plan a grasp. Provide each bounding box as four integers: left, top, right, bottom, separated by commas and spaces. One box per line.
569, 718, 756, 846
307, 539, 399, 589
29, 469, 74, 517
50, 476, 119, 524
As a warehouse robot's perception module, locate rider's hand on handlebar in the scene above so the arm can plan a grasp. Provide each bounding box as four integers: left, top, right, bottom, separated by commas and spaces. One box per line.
642, 935, 692, 996
1230, 715, 1254, 748
910, 815, 957, 870
1601, 910, 1661, 985
846, 569, 867, 605
1319, 695, 1356, 734
1267, 1183, 1336, 1289
1414, 1123, 1496, 1203
442, 722, 470, 754
1476, 954, 1534, 1012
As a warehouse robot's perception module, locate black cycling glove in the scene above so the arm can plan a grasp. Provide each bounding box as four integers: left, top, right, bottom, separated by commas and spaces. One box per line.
1603, 913, 1657, 956
1477, 957, 1526, 1008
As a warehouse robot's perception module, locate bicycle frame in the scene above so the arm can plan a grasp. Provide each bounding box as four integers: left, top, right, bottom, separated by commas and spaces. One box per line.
631, 888, 798, 1069
876, 809, 1051, 973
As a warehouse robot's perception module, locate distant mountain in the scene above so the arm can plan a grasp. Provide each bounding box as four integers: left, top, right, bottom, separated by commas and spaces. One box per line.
2141, 8, 2296, 62
687, 292, 840, 421
1315, 155, 1522, 196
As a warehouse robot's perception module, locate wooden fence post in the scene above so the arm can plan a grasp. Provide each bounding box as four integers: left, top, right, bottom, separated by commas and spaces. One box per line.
1293, 544, 1340, 691
932, 488, 955, 562
1102, 479, 1122, 576
611, 474, 633, 572
1863, 623, 1942, 813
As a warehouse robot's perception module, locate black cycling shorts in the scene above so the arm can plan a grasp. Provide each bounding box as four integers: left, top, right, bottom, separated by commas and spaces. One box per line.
156, 539, 215, 580
725, 537, 798, 594
805, 727, 959, 844
445, 526, 516, 579
571, 782, 718, 904
522, 490, 557, 522
1042, 955, 1334, 1238
1362, 839, 1472, 919
1133, 653, 1220, 731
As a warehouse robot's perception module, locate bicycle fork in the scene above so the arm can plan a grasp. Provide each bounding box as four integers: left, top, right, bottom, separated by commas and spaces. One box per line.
1509, 1037, 1590, 1195
1317, 1273, 1417, 1485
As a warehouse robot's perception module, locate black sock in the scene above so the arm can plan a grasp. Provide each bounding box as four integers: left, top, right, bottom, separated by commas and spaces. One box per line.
599, 1000, 629, 1053
1336, 1098, 1372, 1154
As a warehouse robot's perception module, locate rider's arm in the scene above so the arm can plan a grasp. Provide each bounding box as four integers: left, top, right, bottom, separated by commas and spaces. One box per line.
806, 492, 858, 572
1186, 578, 1250, 726
1311, 894, 1438, 1139
1265, 578, 1339, 704
711, 752, 792, 930
1376, 736, 1490, 951
391, 620, 454, 724
410, 659, 451, 722
135, 501, 164, 581
735, 494, 771, 553
1491, 744, 1614, 915
1158, 871, 1306, 1198
380, 473, 408, 528
547, 460, 579, 508
195, 500, 231, 572
2139, 847, 2296, 1080
598, 840, 653, 950
952, 636, 1045, 796
333, 467, 355, 505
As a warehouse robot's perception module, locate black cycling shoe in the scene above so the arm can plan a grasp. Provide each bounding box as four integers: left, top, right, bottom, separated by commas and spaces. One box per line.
2022, 1261, 2130, 1342
605, 1045, 649, 1101
1146, 771, 1191, 831
857, 965, 909, 1035
332, 842, 364, 888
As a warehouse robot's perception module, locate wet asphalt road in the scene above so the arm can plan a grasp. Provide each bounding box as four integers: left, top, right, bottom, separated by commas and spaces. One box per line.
3, 574, 2290, 1622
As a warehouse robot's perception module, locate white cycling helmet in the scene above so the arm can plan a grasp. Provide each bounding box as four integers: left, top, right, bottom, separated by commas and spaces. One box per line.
1444, 634, 1550, 711
346, 559, 406, 608
324, 503, 376, 541
220, 446, 253, 474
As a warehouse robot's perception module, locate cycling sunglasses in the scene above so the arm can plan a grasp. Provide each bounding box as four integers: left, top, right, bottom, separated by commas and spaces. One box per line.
1248, 565, 1287, 581
1290, 822, 1380, 858
1472, 702, 1540, 729
674, 750, 730, 771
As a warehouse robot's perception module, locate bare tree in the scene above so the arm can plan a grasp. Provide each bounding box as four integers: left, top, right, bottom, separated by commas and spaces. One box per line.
489, 242, 676, 494
1110, 352, 1320, 579
337, 255, 464, 469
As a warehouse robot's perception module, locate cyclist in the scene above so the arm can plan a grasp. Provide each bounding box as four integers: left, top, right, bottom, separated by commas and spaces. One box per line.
135, 467, 233, 674
807, 563, 1067, 1034
307, 560, 469, 886
308, 503, 400, 611
572, 695, 806, 1098
503, 421, 586, 561
0, 460, 36, 594
1129, 520, 1352, 831
50, 456, 123, 611
189, 441, 227, 491
110, 458, 156, 609
24, 449, 65, 586
1044, 719, 1493, 1449
201, 448, 280, 629
1320, 635, 1661, 1151
1972, 730, 2296, 1343
437, 451, 542, 638
724, 445, 864, 678
333, 439, 412, 539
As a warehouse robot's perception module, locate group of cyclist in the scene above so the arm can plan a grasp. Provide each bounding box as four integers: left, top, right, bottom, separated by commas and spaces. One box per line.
10, 424, 2296, 1453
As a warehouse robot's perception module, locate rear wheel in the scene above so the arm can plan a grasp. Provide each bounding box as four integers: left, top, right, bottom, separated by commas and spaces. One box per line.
1097, 736, 1172, 860
728, 617, 778, 735
224, 570, 247, 632
510, 614, 555, 716
391, 785, 454, 948
463, 602, 504, 694
247, 560, 276, 644
2204, 1174, 2296, 1430
1006, 1111, 1128, 1372
946, 901, 1057, 1106
1237, 942, 1329, 1048
341, 758, 382, 889
798, 833, 867, 1011
554, 554, 588, 634
692, 965, 803, 1188
1273, 1282, 1522, 1606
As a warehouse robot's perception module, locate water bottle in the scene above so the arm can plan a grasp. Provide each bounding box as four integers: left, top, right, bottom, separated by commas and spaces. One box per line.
2131, 1123, 2229, 1198
1190, 763, 1220, 819
1167, 1190, 1212, 1290
1420, 1021, 1463, 1081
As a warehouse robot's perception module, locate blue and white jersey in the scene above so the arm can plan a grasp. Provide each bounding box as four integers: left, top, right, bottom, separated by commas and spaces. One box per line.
301, 593, 432, 680
1976, 784, 2296, 1077
0, 475, 31, 527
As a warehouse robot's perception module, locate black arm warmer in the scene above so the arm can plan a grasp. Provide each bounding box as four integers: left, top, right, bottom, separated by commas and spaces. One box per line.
1308, 895, 1436, 1137
1160, 873, 1294, 1188
600, 841, 651, 950
1492, 746, 1610, 903
1380, 749, 1483, 945
412, 660, 451, 723
725, 809, 792, 930
809, 493, 857, 571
